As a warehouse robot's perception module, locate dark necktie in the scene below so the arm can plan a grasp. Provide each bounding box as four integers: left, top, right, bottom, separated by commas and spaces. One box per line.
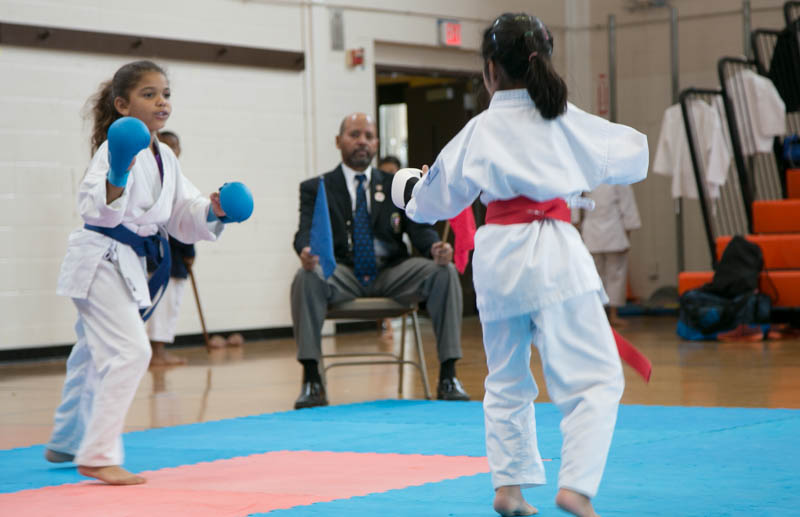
353, 174, 377, 286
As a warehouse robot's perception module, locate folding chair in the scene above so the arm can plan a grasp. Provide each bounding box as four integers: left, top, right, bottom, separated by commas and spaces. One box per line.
320, 297, 432, 399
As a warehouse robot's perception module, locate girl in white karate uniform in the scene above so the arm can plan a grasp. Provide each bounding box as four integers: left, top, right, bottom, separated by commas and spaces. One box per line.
393, 14, 648, 517
46, 60, 227, 485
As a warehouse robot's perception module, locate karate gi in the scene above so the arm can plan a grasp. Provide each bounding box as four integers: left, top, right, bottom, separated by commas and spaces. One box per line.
49, 140, 223, 467
725, 69, 786, 157
653, 100, 732, 200
147, 238, 195, 343
405, 89, 648, 497
146, 275, 187, 343
580, 184, 641, 307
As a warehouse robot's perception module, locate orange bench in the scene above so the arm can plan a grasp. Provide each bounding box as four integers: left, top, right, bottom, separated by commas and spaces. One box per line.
752, 199, 800, 233
787, 169, 800, 199
678, 270, 800, 307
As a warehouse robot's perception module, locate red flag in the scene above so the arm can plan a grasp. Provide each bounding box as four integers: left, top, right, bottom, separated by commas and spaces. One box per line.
448, 207, 476, 274
612, 328, 652, 382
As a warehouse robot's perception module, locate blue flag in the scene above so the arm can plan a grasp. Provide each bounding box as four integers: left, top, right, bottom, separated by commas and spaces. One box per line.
310, 176, 336, 278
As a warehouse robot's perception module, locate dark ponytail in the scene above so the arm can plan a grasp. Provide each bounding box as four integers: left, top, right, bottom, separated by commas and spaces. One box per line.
86, 60, 166, 154
87, 80, 117, 154
481, 13, 567, 120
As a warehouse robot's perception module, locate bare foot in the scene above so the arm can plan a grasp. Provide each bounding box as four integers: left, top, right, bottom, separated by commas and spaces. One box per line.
555, 488, 599, 517
494, 485, 538, 516
380, 318, 394, 342
77, 465, 146, 485
150, 342, 187, 366
226, 333, 245, 346
609, 317, 628, 329
608, 307, 628, 328
150, 350, 187, 366
44, 448, 74, 463
208, 335, 227, 348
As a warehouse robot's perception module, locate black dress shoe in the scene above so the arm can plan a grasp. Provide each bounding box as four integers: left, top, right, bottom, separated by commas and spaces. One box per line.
437, 377, 470, 401
294, 380, 328, 409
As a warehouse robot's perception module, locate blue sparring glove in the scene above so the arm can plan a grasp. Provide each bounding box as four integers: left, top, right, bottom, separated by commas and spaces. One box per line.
217, 181, 254, 223
107, 117, 151, 187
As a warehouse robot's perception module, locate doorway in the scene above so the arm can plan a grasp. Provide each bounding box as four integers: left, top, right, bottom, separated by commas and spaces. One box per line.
375, 67, 487, 315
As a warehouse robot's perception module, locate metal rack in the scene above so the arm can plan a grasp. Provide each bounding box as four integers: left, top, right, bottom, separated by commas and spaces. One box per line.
679, 88, 750, 267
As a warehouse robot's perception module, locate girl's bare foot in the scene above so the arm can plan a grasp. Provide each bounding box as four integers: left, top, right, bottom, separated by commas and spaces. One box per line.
555, 488, 599, 517
494, 485, 538, 516
77, 465, 146, 485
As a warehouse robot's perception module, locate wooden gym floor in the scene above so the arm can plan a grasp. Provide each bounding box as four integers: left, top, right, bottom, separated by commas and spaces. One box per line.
1, 314, 799, 450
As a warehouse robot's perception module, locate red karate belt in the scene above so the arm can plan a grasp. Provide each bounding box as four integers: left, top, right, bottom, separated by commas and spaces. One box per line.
485, 196, 652, 383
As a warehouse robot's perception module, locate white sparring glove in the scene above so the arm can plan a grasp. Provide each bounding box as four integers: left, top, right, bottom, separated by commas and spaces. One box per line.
391, 168, 423, 209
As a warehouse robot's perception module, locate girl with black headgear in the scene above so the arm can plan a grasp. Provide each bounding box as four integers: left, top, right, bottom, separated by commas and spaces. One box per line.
392, 13, 649, 517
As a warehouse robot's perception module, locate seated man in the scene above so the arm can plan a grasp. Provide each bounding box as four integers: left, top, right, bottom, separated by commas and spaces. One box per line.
291, 112, 469, 409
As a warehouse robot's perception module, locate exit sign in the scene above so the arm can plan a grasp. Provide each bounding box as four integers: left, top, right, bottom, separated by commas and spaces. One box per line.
438, 19, 462, 47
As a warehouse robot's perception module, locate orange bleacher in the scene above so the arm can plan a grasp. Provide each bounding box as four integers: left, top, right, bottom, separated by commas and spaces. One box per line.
679, 194, 800, 308
787, 169, 800, 199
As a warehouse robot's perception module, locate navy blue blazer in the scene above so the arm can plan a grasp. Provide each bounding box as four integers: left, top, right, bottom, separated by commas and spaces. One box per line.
293, 165, 440, 269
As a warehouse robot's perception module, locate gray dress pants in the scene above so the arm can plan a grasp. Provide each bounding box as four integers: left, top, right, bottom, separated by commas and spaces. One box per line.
291, 257, 463, 364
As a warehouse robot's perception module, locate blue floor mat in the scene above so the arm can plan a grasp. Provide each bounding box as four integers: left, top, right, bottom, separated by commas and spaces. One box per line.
2, 400, 799, 516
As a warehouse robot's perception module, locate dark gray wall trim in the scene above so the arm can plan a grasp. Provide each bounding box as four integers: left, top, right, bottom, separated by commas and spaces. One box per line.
0, 22, 305, 70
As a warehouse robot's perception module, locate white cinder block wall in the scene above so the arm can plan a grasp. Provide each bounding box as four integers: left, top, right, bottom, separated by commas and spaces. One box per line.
0, 0, 549, 350
0, 0, 790, 350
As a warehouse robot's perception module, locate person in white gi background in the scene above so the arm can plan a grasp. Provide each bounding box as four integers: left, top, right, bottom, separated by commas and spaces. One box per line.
392, 13, 648, 517
578, 184, 641, 328
45, 60, 231, 485
146, 130, 196, 366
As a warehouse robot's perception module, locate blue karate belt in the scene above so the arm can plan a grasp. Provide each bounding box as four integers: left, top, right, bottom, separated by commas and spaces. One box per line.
84, 224, 172, 321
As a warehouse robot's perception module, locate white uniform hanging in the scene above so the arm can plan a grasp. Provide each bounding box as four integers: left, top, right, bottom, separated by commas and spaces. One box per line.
653, 100, 732, 200
725, 69, 786, 156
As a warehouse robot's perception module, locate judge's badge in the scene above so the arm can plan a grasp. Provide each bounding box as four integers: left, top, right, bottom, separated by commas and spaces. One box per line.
374, 191, 386, 203
391, 212, 402, 234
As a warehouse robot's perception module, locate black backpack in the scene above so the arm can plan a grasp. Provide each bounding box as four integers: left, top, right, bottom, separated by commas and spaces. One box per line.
702, 235, 763, 298
677, 236, 771, 340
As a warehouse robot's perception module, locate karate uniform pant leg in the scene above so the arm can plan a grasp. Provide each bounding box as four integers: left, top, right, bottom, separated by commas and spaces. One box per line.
47, 320, 97, 457
481, 314, 547, 489
57, 259, 152, 467
146, 277, 187, 343
592, 251, 628, 307
532, 291, 624, 498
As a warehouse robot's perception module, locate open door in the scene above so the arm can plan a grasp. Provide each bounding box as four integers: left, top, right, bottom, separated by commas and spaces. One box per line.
376, 70, 485, 315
